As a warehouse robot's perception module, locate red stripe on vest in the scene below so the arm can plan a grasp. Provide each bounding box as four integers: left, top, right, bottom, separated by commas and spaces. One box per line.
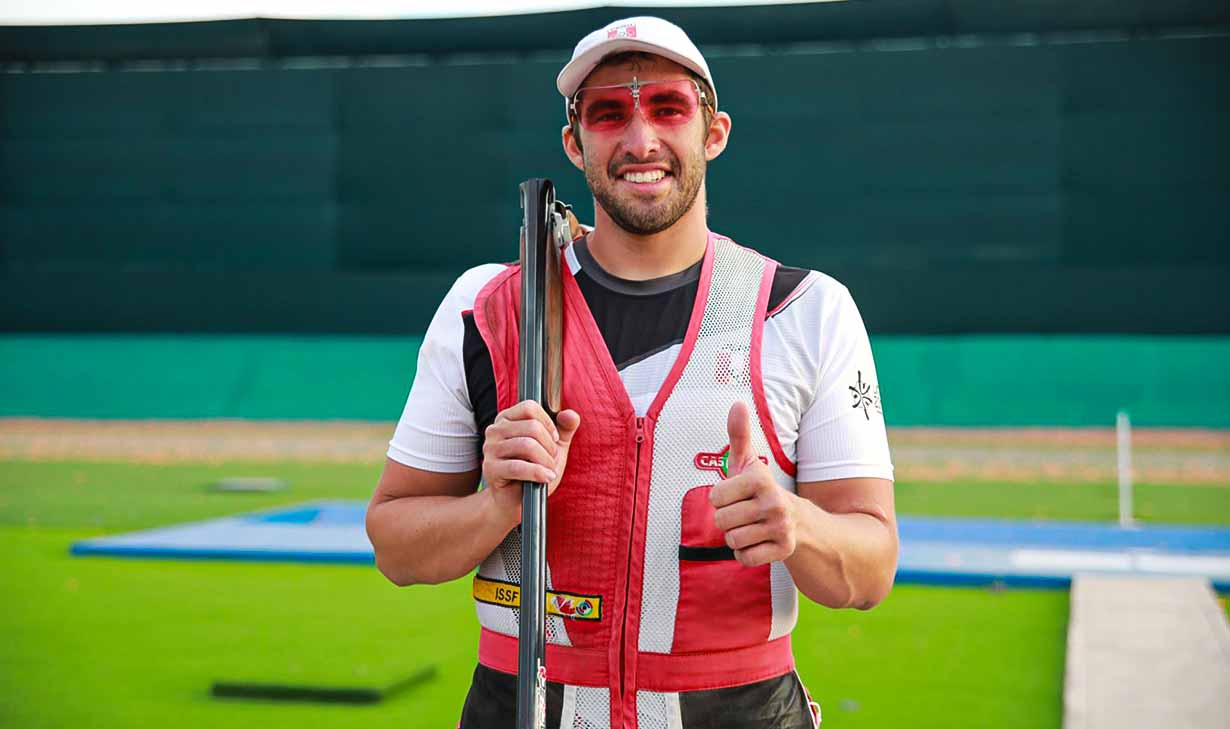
749, 257, 799, 477
479, 627, 795, 693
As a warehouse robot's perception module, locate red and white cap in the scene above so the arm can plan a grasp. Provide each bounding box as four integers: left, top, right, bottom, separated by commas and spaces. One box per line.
556, 16, 716, 105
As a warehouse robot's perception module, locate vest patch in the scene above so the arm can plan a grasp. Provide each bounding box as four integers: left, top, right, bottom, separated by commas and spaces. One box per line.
472, 575, 603, 621
694, 445, 770, 479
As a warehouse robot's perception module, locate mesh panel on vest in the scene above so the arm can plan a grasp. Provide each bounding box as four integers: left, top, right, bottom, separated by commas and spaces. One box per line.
639, 238, 799, 654
769, 559, 800, 640
636, 690, 681, 729
565, 685, 610, 729
476, 525, 571, 646
475, 535, 519, 636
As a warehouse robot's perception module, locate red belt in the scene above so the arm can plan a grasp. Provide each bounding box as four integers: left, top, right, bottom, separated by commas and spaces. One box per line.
477, 628, 795, 692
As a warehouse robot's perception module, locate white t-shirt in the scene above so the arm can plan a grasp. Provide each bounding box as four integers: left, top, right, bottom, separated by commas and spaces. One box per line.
388, 246, 893, 484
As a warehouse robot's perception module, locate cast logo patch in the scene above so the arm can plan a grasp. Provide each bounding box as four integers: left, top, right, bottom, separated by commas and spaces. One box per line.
694, 445, 769, 478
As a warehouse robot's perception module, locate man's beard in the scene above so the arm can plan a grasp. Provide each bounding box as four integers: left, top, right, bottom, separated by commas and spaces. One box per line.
585, 144, 706, 236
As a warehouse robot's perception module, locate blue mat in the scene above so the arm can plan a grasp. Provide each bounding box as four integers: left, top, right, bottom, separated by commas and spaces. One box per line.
71, 501, 373, 564
71, 501, 1230, 590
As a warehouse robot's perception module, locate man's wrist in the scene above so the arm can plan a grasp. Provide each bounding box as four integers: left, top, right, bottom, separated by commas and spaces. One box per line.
479, 482, 523, 534
785, 492, 832, 566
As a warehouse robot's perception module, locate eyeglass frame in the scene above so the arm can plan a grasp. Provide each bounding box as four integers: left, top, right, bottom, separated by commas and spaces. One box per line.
564, 76, 717, 128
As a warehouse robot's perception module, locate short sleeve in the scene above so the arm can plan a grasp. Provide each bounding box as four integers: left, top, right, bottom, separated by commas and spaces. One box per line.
387, 264, 505, 473
794, 281, 894, 483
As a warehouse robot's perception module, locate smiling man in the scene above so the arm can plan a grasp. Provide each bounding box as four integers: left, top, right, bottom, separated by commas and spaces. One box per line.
366, 16, 898, 729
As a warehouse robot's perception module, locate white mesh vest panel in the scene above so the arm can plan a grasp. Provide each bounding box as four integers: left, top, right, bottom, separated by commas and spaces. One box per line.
475, 526, 572, 647
561, 685, 612, 728
639, 238, 799, 653
636, 690, 682, 729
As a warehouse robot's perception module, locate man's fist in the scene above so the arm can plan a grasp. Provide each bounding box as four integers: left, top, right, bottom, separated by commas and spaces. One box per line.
482, 400, 581, 523
709, 402, 799, 567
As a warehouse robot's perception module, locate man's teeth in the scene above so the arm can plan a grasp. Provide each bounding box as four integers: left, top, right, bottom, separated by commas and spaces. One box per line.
622, 170, 666, 183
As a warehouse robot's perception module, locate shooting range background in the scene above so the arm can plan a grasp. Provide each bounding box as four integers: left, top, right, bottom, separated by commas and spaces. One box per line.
3, 5, 1230, 729
2, 0, 1228, 425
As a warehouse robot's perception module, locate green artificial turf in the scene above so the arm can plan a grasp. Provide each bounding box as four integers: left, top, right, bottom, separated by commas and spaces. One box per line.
2, 458, 1225, 728
0, 526, 477, 728
792, 584, 1069, 727
0, 460, 383, 532
0, 524, 1068, 729
894, 478, 1230, 525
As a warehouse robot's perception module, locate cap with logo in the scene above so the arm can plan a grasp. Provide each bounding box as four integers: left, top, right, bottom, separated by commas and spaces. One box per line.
556, 16, 716, 108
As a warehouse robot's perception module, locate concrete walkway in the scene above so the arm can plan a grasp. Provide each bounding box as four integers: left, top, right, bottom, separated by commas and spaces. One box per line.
1064, 575, 1230, 729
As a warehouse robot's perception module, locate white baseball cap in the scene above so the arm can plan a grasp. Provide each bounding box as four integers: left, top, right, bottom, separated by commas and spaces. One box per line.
556, 16, 716, 106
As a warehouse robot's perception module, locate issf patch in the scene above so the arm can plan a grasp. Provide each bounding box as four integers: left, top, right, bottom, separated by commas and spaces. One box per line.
472, 576, 602, 620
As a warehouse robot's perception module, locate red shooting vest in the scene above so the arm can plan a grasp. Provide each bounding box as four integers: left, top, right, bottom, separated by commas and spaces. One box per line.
471, 232, 799, 728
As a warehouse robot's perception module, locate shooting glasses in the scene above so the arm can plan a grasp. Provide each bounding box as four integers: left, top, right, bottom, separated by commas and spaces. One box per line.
567, 77, 714, 132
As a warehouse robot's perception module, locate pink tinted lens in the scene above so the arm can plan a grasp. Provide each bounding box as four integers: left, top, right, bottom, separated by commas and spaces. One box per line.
639, 80, 700, 127
576, 79, 700, 132
577, 86, 635, 131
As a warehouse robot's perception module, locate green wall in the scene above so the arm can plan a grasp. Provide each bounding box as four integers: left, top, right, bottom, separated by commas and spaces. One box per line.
3, 335, 1226, 427
2, 33, 1227, 334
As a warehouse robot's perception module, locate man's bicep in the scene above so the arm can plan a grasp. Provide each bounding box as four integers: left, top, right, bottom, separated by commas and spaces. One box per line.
372, 457, 480, 504
797, 477, 896, 528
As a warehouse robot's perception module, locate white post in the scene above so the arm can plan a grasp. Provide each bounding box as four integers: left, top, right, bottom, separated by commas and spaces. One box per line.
1116, 410, 1133, 528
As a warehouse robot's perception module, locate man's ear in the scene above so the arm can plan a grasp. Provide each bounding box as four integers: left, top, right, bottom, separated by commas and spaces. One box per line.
703, 111, 732, 162
562, 124, 586, 172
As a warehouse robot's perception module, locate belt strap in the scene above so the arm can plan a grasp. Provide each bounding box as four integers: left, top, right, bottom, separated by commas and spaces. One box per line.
479, 628, 608, 687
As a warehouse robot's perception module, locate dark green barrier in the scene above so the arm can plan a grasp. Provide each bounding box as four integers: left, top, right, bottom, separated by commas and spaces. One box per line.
2, 37, 1227, 333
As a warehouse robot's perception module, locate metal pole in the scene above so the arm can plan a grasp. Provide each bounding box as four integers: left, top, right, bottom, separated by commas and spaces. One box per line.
1116, 410, 1133, 528
516, 179, 551, 729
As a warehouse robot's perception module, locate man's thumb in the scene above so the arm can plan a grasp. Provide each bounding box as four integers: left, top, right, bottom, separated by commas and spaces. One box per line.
556, 409, 582, 446
726, 401, 756, 475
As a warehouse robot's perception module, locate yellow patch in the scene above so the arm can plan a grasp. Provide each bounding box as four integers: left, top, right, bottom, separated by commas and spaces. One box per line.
472, 576, 602, 621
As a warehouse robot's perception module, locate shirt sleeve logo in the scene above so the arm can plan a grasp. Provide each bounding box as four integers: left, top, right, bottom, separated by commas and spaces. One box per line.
849, 370, 883, 420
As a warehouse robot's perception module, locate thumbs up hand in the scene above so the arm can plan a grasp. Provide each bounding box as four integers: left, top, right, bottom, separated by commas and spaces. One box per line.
709, 402, 800, 567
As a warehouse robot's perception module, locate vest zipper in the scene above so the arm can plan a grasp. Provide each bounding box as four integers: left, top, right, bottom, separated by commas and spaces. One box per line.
619, 416, 646, 726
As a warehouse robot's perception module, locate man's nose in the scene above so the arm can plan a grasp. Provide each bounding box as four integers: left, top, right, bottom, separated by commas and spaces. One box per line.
620, 110, 662, 160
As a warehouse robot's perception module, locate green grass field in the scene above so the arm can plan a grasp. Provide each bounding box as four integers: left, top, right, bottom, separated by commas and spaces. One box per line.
2, 459, 1227, 728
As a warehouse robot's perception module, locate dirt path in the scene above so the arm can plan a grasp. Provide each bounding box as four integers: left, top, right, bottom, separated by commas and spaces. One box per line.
2, 418, 1227, 484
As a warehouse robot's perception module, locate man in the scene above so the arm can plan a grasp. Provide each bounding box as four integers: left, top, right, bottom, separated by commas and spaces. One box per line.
367, 16, 897, 728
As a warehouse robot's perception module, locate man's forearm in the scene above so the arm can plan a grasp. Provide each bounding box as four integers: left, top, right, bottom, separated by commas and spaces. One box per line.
783, 496, 899, 610
367, 488, 518, 587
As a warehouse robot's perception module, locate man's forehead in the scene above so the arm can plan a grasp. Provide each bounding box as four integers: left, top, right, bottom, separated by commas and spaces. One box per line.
581, 55, 693, 88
